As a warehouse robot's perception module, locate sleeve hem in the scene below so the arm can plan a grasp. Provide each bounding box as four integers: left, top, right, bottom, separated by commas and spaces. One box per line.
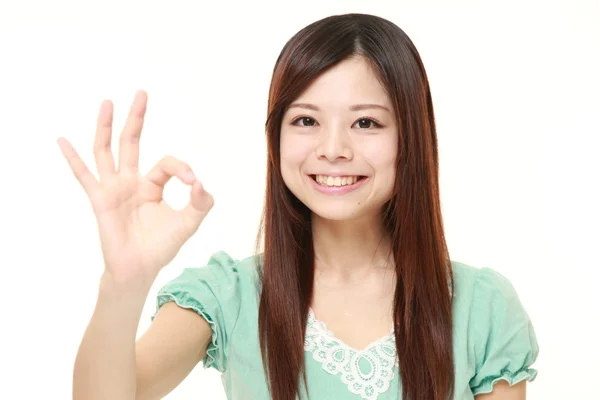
471, 367, 538, 396
152, 292, 225, 372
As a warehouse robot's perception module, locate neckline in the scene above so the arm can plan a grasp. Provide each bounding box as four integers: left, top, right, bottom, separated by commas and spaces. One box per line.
307, 307, 395, 353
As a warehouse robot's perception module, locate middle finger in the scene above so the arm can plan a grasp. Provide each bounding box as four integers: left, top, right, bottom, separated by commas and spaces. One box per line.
93, 99, 116, 179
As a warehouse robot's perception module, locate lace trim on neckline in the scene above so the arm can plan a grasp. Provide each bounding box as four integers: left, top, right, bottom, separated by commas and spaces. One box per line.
304, 308, 398, 400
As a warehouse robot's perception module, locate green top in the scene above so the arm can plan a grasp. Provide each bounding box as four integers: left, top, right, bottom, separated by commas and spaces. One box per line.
153, 251, 539, 399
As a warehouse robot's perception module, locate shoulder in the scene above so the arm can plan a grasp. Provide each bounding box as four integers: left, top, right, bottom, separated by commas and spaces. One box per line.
162, 251, 260, 287
451, 260, 522, 309
210, 251, 262, 291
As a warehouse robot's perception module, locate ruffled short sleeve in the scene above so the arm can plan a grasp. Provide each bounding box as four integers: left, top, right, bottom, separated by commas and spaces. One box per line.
468, 267, 539, 395
152, 251, 242, 372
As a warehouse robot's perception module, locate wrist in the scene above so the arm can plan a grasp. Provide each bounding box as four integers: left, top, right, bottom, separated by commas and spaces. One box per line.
99, 269, 157, 299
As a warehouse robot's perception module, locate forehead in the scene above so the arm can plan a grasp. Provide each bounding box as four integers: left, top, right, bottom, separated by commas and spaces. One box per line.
293, 56, 390, 107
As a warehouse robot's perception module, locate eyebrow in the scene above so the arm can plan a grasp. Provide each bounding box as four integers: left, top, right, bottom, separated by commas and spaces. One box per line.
287, 103, 391, 113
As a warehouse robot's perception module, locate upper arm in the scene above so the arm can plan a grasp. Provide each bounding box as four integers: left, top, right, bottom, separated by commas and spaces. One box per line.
134, 302, 213, 400
132, 252, 245, 399
475, 380, 526, 400
468, 268, 539, 396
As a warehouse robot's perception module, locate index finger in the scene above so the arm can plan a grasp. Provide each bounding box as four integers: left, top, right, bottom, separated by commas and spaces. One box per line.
144, 156, 196, 200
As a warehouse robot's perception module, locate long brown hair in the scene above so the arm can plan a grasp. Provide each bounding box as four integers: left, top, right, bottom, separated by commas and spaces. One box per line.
256, 13, 454, 400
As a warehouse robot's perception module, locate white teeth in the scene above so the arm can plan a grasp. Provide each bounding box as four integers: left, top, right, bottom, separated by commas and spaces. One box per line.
314, 175, 360, 187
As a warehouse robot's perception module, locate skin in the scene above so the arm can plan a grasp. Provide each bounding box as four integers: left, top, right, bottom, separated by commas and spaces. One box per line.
60, 58, 527, 398
476, 381, 527, 400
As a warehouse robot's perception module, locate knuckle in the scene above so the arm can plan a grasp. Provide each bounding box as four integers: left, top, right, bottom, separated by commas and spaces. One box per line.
160, 155, 178, 167
160, 155, 190, 173
181, 163, 192, 173
94, 141, 110, 151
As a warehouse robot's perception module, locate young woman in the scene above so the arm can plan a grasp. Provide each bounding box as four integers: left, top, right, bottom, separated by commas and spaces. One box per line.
60, 13, 539, 400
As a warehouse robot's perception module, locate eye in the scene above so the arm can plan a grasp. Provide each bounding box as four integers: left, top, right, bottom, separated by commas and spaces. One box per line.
292, 116, 318, 127
353, 118, 382, 129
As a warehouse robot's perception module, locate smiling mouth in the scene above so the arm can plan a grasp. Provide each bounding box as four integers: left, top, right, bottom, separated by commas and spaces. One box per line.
309, 174, 367, 187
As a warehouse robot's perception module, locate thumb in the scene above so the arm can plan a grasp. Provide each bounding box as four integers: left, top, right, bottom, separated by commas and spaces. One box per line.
181, 180, 214, 232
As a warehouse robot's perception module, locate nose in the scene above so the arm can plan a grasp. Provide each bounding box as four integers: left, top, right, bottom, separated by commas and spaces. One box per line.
315, 123, 353, 162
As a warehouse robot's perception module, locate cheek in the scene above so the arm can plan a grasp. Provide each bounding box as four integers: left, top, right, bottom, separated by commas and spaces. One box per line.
280, 134, 313, 168
280, 134, 314, 186
362, 135, 398, 174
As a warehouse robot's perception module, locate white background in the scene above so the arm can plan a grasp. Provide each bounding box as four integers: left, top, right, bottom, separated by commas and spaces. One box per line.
1, 0, 599, 399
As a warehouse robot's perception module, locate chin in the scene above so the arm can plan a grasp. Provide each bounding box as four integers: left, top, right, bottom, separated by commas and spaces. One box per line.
307, 203, 367, 222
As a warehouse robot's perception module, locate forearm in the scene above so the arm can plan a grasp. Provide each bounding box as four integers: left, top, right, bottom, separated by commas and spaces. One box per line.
73, 272, 155, 400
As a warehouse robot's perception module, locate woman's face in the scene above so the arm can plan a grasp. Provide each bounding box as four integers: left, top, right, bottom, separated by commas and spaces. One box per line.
280, 56, 398, 222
